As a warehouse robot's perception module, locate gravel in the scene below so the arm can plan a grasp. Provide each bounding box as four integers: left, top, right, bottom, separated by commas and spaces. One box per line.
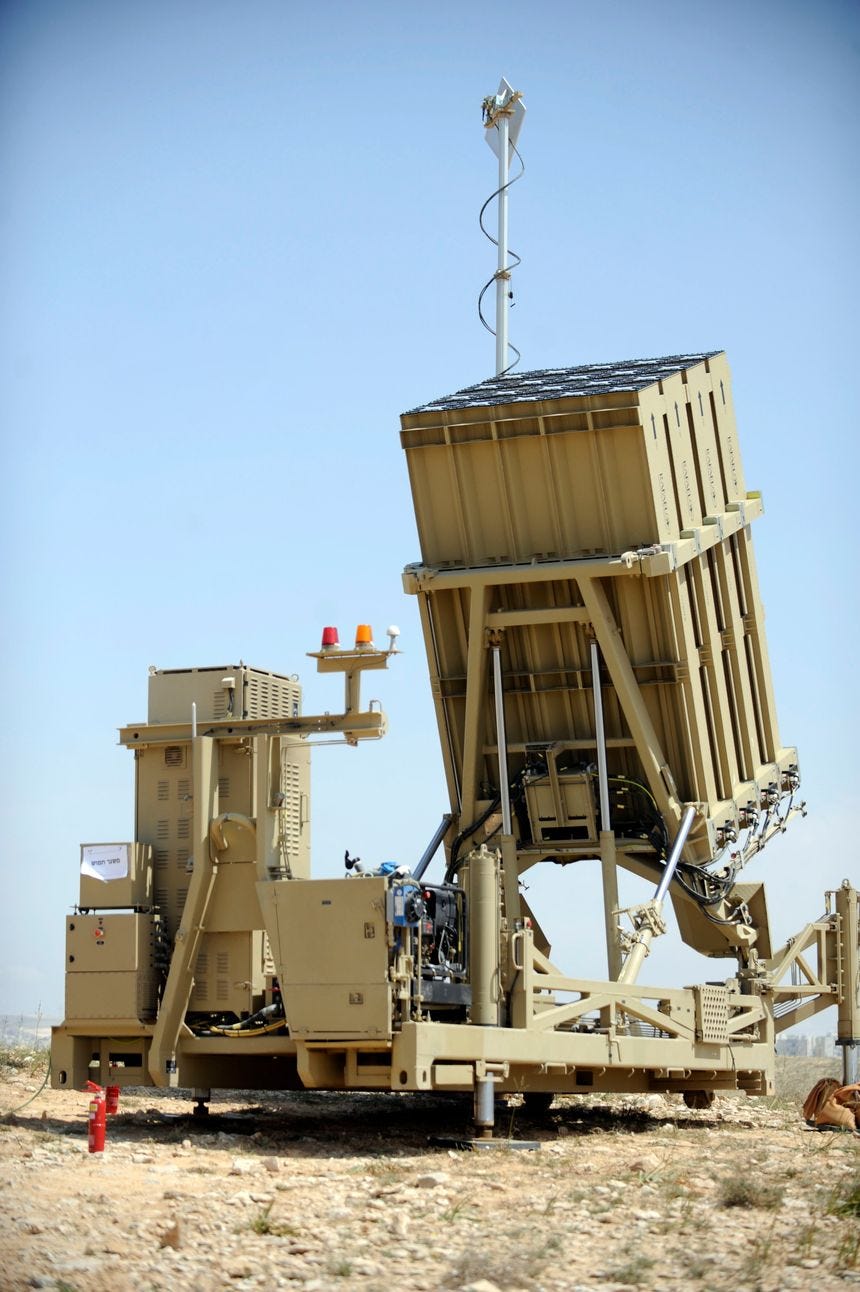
0, 1061, 857, 1291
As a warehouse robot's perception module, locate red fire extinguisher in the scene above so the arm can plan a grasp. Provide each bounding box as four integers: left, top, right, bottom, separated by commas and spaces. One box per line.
105, 1085, 120, 1115
86, 1081, 106, 1153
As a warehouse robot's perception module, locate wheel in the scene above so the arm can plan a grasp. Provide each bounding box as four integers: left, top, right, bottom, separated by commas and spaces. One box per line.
683, 1090, 716, 1110
522, 1091, 555, 1116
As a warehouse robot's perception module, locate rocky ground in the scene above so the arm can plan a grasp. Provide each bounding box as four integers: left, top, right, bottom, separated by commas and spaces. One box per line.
0, 1053, 857, 1292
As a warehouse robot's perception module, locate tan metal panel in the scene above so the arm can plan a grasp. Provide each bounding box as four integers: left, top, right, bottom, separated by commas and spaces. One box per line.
285, 984, 392, 1039
136, 738, 195, 936
190, 930, 267, 1015
266, 878, 392, 1040
667, 566, 719, 804
65, 913, 159, 1023
201, 866, 262, 930
403, 356, 744, 569
687, 367, 730, 512
639, 387, 702, 530
79, 842, 153, 910
661, 370, 723, 516
732, 527, 782, 763
148, 665, 301, 725
66, 914, 155, 973
706, 352, 747, 500
690, 549, 741, 796
65, 972, 158, 1022
401, 353, 797, 866
403, 443, 469, 567
274, 878, 389, 984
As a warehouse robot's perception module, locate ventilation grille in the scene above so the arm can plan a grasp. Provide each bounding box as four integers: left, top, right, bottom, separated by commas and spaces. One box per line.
246, 674, 300, 720
281, 761, 302, 856
140, 747, 201, 933
193, 951, 208, 1002
188, 936, 256, 1012
696, 985, 730, 1044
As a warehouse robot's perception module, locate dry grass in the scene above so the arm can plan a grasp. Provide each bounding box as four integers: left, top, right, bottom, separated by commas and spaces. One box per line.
249, 1202, 299, 1238
773, 1054, 841, 1101
0, 1045, 49, 1076
830, 1171, 860, 1219
718, 1174, 785, 1209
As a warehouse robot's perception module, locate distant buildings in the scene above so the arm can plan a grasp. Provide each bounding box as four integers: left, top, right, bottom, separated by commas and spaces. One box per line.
776, 1033, 837, 1057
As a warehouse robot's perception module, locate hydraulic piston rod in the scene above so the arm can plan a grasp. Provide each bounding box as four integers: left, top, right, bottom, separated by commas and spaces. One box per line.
492, 645, 512, 836
618, 804, 698, 985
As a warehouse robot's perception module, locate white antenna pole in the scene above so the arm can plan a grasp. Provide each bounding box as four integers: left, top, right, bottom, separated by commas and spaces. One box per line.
495, 110, 510, 376
482, 79, 524, 377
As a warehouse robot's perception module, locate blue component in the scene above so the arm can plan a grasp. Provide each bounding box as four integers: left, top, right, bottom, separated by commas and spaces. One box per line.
378, 861, 400, 876
391, 882, 421, 926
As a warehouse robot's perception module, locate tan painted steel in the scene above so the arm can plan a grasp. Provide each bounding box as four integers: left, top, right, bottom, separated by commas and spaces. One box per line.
51, 355, 859, 1127
267, 878, 393, 1040
65, 913, 161, 1024
79, 844, 153, 911
400, 355, 796, 877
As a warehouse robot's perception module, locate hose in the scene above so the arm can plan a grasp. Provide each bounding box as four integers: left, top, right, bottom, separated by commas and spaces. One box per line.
1, 1053, 52, 1117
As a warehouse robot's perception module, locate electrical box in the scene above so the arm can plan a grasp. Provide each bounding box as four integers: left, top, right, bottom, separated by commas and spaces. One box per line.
524, 773, 598, 844
270, 878, 391, 1040
65, 913, 161, 1022
147, 664, 301, 725
79, 842, 153, 910
190, 930, 269, 1016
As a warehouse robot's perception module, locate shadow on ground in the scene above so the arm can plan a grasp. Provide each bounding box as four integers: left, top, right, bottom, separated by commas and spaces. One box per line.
1, 1087, 731, 1157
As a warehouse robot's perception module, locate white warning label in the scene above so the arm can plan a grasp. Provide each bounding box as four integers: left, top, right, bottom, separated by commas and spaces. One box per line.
80, 844, 129, 883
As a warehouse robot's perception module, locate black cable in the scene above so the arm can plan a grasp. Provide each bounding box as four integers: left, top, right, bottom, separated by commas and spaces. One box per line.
444, 765, 534, 883
442, 753, 768, 936
477, 278, 521, 374
698, 908, 751, 928
673, 866, 754, 929
477, 138, 525, 375
675, 864, 737, 906
478, 139, 525, 255
445, 795, 502, 883
605, 774, 670, 852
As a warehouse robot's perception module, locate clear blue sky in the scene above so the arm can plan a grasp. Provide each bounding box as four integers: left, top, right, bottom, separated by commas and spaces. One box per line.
1, 0, 857, 1022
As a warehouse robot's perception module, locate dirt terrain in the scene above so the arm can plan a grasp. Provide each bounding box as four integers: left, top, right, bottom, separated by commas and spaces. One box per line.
0, 1054, 857, 1292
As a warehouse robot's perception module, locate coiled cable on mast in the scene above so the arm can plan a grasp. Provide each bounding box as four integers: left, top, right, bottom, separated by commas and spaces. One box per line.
478, 135, 525, 375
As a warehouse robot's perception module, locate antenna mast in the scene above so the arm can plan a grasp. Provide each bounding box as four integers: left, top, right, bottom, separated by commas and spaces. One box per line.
481, 78, 525, 376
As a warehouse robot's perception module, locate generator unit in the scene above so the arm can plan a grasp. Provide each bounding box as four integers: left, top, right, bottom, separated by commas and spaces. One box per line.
52, 353, 859, 1134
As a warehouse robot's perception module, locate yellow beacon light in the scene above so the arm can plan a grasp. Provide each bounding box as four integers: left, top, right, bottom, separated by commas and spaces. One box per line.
354, 624, 374, 649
